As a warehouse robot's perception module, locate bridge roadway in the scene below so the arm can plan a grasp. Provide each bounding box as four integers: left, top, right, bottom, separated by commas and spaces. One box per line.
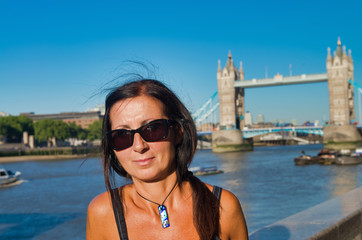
234, 73, 328, 88
198, 126, 324, 138
198, 125, 362, 138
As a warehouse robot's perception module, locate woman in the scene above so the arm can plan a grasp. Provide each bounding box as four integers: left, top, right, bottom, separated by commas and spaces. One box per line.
86, 79, 248, 240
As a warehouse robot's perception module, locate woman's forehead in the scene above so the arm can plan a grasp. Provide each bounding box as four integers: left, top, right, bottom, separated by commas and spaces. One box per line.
109, 95, 167, 127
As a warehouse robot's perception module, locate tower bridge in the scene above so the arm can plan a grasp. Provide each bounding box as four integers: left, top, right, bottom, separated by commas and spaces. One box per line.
193, 38, 362, 152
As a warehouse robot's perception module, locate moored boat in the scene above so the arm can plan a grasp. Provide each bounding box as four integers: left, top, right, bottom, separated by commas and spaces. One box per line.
335, 155, 362, 165
316, 149, 337, 165
294, 155, 319, 165
294, 149, 337, 165
0, 168, 21, 185
189, 166, 224, 176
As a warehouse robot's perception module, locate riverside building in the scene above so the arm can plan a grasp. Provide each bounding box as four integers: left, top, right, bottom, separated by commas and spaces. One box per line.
20, 111, 103, 129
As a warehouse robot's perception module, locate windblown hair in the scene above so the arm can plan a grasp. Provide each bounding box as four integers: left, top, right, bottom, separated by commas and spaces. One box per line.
102, 79, 220, 239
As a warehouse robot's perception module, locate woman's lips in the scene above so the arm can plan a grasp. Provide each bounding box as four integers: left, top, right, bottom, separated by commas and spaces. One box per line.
134, 157, 154, 166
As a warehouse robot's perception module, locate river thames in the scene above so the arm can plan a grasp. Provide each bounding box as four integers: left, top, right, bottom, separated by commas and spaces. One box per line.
1, 144, 362, 239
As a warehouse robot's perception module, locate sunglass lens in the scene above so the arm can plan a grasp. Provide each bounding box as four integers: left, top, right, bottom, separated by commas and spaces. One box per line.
141, 121, 168, 142
112, 130, 133, 150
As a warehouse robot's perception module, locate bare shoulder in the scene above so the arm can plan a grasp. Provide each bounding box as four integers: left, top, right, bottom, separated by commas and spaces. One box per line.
87, 191, 112, 217
86, 191, 115, 240
219, 188, 242, 216
196, 182, 249, 239
218, 188, 249, 240
204, 183, 241, 210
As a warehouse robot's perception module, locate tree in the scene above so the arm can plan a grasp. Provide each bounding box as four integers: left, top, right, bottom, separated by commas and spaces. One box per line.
87, 120, 102, 141
0, 119, 7, 141
0, 116, 34, 143
17, 115, 34, 135
68, 122, 88, 140
0, 119, 7, 137
34, 119, 71, 146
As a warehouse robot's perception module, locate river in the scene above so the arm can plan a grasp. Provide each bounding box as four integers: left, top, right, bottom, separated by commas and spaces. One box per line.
1, 144, 362, 239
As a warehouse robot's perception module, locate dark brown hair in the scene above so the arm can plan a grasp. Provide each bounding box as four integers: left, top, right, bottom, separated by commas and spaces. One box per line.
102, 79, 220, 240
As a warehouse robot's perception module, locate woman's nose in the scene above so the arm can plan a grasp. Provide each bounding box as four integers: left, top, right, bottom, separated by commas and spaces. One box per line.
132, 133, 149, 153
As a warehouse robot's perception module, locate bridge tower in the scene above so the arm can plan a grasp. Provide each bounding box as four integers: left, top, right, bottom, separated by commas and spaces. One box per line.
324, 38, 362, 146
216, 52, 245, 129
212, 52, 252, 152
326, 37, 355, 125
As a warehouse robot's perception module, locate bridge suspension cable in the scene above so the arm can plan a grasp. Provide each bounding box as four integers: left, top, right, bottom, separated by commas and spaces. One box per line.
195, 102, 219, 126
192, 91, 219, 130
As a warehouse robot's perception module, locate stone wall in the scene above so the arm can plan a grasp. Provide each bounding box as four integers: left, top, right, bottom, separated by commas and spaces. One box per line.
249, 186, 362, 240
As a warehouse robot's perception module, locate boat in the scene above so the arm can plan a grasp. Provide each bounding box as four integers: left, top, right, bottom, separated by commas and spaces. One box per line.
335, 155, 362, 165
190, 166, 224, 176
316, 149, 337, 165
0, 168, 21, 185
294, 149, 337, 165
294, 154, 319, 165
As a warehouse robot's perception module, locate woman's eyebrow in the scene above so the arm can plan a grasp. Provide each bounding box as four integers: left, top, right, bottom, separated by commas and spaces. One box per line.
112, 118, 155, 130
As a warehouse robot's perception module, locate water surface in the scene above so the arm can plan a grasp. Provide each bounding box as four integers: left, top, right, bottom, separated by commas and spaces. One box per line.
1, 144, 361, 239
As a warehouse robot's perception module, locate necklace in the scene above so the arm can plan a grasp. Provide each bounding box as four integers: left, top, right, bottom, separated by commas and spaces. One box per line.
136, 181, 178, 228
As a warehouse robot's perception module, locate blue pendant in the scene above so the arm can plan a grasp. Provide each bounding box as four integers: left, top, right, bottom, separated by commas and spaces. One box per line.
158, 205, 170, 228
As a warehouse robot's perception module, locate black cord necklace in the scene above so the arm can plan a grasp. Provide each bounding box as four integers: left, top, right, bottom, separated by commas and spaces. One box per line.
136, 181, 178, 228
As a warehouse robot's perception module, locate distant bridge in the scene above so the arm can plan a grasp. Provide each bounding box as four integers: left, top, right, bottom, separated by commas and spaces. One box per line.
242, 126, 323, 138
197, 126, 323, 138
197, 125, 362, 138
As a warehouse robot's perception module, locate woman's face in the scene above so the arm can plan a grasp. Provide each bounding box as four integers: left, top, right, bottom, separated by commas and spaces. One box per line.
109, 95, 178, 182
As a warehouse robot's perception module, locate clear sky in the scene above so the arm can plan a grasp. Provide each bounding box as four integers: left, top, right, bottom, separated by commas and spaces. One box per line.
1, 0, 362, 125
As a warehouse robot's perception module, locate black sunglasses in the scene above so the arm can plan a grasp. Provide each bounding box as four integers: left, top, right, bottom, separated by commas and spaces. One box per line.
107, 119, 176, 151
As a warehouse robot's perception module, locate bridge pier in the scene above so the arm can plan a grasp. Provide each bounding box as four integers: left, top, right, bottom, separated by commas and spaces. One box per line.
212, 129, 253, 153
323, 125, 362, 150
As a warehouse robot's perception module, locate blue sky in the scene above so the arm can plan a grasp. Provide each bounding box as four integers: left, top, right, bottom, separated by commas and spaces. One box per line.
1, 0, 362, 125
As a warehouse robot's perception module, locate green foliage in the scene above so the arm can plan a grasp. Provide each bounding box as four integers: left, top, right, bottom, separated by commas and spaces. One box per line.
78, 130, 88, 140
0, 146, 101, 157
17, 115, 34, 134
0, 116, 34, 142
34, 119, 71, 143
0, 115, 102, 145
0, 120, 7, 136
68, 122, 88, 140
87, 120, 102, 141
67, 122, 78, 138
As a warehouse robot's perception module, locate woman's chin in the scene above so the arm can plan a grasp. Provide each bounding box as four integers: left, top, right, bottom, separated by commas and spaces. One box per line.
131, 168, 175, 183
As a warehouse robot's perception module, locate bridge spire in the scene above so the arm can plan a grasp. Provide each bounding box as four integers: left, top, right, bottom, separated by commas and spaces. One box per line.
225, 50, 235, 73
327, 47, 332, 61
217, 60, 222, 73
348, 49, 353, 63
239, 61, 244, 80
342, 45, 348, 61
336, 37, 343, 59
